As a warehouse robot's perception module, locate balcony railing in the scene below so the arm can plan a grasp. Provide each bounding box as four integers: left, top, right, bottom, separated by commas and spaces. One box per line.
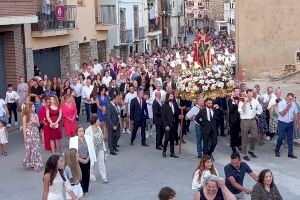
148, 17, 161, 32
31, 5, 76, 31
139, 27, 145, 39
95, 5, 117, 25
120, 29, 133, 44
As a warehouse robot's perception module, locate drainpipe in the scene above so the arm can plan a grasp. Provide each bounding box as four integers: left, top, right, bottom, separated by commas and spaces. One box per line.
21, 24, 28, 82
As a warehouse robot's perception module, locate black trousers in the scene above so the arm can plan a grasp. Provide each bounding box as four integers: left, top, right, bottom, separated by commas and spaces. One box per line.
230, 121, 241, 148
203, 129, 218, 156
217, 116, 225, 135
108, 126, 121, 152
163, 127, 175, 154
75, 96, 81, 117
79, 160, 90, 193
131, 120, 146, 144
155, 124, 164, 147
7, 102, 17, 124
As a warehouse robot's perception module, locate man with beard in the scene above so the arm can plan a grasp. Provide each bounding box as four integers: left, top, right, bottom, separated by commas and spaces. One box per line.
195, 98, 218, 157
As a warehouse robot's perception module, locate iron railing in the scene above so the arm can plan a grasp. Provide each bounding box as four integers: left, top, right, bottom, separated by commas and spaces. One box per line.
139, 27, 145, 39
120, 29, 133, 44
95, 5, 117, 25
31, 5, 76, 31
148, 17, 161, 32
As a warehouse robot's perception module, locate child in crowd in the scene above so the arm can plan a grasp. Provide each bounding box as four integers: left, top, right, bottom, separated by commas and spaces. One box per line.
5, 84, 20, 127
35, 96, 43, 114
0, 120, 8, 156
144, 91, 153, 138
158, 187, 176, 200
0, 98, 8, 123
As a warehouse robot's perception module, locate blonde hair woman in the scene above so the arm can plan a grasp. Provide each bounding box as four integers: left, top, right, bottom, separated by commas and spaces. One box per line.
64, 148, 83, 200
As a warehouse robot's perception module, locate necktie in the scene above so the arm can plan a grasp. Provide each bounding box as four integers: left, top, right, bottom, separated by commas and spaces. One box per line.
210, 109, 213, 120
139, 99, 142, 109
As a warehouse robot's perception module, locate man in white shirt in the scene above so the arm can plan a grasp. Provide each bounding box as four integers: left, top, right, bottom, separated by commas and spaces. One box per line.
71, 77, 83, 120
186, 97, 205, 158
238, 89, 263, 161
92, 59, 103, 75
82, 79, 94, 122
262, 86, 276, 104
5, 84, 20, 127
124, 84, 137, 134
275, 93, 299, 159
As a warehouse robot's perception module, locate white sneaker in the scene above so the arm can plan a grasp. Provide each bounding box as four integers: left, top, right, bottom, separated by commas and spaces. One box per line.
14, 122, 18, 126
126, 129, 131, 134
7, 124, 11, 128
102, 179, 109, 183
266, 136, 270, 141
122, 129, 126, 134
90, 175, 96, 181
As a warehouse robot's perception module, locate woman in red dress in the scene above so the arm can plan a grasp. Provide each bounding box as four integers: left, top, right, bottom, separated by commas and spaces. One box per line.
38, 97, 51, 151
61, 94, 77, 137
46, 95, 62, 153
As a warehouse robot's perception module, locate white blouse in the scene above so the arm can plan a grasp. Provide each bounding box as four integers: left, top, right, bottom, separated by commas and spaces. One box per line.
192, 168, 219, 190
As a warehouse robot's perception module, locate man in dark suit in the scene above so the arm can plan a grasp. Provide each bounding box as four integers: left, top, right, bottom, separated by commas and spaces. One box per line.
108, 79, 120, 95
152, 91, 164, 150
214, 96, 227, 136
106, 92, 121, 155
161, 93, 180, 158
130, 88, 149, 146
195, 98, 218, 156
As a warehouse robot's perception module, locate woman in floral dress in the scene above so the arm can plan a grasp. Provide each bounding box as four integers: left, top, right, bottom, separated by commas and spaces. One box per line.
22, 102, 43, 172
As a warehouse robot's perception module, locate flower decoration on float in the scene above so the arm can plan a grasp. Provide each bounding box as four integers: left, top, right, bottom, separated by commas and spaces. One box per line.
178, 61, 235, 102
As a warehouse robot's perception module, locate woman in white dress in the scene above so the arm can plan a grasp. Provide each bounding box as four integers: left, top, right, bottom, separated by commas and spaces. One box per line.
43, 155, 78, 200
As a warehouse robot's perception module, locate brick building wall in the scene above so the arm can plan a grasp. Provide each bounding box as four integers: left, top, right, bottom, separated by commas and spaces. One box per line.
0, 25, 25, 87
0, 0, 37, 17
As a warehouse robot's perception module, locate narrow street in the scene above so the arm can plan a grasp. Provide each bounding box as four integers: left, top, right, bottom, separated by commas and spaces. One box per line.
1, 120, 300, 199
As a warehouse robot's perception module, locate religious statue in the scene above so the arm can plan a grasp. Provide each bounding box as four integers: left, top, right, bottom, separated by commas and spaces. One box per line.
193, 28, 211, 68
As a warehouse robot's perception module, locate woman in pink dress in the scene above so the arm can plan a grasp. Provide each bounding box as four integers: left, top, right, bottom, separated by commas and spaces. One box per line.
46, 95, 62, 153
61, 94, 77, 137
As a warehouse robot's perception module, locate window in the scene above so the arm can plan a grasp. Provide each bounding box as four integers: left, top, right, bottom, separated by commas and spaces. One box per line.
78, 0, 84, 7
100, 5, 117, 24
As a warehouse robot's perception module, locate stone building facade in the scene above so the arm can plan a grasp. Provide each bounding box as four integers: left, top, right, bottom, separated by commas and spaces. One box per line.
235, 0, 300, 79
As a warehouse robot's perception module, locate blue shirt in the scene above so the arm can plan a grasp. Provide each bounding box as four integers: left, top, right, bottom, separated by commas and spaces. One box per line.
224, 162, 253, 194
277, 100, 298, 123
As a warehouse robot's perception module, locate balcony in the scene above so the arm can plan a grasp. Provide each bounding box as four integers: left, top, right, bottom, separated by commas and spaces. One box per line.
148, 17, 161, 32
95, 5, 118, 31
31, 5, 76, 37
120, 29, 133, 44
139, 27, 145, 40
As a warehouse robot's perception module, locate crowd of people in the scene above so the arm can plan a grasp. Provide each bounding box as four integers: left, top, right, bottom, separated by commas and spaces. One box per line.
0, 29, 299, 199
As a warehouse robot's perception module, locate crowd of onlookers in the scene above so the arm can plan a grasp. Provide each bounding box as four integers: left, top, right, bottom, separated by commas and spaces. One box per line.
0, 30, 298, 199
